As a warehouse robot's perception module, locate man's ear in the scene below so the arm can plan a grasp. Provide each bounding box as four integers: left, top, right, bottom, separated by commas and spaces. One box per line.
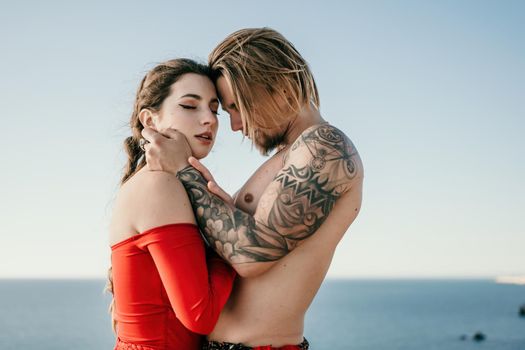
138, 108, 158, 129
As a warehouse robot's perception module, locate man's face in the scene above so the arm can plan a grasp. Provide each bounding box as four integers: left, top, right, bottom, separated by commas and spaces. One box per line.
216, 76, 244, 134
216, 75, 288, 154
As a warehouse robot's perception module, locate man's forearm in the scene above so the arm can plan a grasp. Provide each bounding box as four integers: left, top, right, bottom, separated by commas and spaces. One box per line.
176, 166, 287, 264
176, 125, 360, 266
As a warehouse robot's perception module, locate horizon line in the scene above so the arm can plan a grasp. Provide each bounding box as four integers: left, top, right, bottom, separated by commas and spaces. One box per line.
0, 275, 513, 281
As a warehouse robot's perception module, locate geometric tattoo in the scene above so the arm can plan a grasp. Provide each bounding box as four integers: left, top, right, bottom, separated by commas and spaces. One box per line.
176, 124, 361, 264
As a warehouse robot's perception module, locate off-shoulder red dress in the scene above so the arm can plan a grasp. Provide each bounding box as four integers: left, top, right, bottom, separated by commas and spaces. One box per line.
111, 223, 236, 350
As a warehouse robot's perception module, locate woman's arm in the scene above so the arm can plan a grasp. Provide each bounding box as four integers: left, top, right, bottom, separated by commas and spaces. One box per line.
131, 171, 236, 334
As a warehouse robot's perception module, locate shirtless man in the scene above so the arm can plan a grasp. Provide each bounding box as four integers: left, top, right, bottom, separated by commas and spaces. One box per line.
141, 28, 364, 349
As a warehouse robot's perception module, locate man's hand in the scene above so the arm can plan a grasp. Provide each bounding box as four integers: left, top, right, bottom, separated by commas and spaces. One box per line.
141, 128, 192, 174
188, 157, 234, 206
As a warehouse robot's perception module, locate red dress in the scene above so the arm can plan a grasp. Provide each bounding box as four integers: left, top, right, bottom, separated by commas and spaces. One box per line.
111, 223, 236, 350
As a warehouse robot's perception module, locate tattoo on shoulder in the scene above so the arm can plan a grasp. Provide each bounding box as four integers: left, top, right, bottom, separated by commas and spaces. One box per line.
177, 124, 362, 264
295, 124, 360, 181
267, 124, 360, 245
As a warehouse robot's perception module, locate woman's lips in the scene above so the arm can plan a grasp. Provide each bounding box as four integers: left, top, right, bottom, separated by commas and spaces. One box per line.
195, 132, 213, 145
195, 137, 212, 145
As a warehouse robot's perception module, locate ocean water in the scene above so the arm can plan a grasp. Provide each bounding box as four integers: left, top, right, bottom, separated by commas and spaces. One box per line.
0, 279, 523, 350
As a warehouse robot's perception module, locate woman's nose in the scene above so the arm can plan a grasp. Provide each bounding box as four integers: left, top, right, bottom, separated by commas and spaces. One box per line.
201, 110, 217, 126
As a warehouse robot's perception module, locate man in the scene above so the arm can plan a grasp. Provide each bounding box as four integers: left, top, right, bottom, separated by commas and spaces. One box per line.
142, 27, 363, 349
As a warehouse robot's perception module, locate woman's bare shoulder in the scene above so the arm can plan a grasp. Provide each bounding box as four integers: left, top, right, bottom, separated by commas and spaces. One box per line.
109, 169, 196, 245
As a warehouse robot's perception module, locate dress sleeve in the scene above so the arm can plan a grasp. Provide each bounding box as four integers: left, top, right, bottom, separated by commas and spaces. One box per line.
138, 223, 236, 334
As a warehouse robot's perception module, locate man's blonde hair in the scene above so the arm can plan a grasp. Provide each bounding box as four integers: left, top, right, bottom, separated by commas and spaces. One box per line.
209, 27, 319, 147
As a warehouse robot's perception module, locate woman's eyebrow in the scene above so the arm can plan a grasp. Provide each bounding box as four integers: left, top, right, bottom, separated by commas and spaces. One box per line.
179, 93, 202, 100
180, 94, 219, 104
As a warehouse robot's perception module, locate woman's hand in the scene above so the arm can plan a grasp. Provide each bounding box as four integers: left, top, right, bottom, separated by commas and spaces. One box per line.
188, 157, 234, 206
141, 128, 192, 174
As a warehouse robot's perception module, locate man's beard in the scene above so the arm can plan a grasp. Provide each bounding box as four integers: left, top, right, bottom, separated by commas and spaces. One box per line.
253, 127, 287, 156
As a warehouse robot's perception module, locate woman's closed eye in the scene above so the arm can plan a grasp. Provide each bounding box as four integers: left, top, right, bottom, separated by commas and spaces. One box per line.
180, 104, 219, 116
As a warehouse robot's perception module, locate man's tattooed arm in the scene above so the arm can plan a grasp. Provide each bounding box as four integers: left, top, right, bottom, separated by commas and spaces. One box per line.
176, 124, 362, 265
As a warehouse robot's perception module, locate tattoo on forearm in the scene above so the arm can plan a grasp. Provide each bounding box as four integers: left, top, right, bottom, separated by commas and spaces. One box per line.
177, 124, 361, 264
177, 167, 286, 263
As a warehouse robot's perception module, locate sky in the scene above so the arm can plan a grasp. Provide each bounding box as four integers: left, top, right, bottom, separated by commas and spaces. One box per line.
0, 0, 523, 279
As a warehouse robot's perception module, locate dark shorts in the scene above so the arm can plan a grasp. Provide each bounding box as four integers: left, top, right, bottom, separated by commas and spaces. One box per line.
202, 338, 309, 350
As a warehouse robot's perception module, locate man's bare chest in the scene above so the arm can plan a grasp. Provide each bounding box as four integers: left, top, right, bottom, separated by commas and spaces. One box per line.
233, 151, 286, 215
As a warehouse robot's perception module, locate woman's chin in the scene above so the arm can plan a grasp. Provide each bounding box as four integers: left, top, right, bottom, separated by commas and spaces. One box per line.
190, 142, 214, 160
191, 149, 210, 160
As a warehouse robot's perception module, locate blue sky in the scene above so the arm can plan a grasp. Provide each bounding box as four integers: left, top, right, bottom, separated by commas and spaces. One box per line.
0, 0, 523, 278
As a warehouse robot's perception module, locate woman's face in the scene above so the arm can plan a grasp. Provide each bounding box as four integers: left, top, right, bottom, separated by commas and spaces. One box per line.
150, 73, 219, 159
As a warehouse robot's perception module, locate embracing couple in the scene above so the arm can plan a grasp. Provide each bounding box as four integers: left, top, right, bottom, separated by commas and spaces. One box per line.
107, 27, 363, 350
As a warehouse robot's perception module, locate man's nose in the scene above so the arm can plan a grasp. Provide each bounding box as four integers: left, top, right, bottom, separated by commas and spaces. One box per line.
230, 113, 243, 132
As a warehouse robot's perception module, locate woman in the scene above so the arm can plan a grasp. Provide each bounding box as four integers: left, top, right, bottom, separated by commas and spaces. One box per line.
107, 59, 236, 350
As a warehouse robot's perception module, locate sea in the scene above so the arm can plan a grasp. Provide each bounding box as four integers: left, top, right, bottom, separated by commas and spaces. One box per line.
0, 279, 523, 350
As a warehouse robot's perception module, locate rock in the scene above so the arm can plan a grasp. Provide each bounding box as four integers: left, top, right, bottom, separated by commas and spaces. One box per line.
472, 332, 486, 342
519, 304, 525, 317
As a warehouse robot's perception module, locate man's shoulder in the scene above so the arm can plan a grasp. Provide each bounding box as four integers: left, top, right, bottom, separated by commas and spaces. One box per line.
285, 123, 363, 188
297, 123, 355, 150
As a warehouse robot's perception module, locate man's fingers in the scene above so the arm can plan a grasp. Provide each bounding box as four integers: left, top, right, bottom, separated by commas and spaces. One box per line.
187, 157, 232, 204
208, 181, 233, 205
141, 127, 159, 143
140, 127, 192, 174
142, 127, 178, 145
188, 157, 215, 182
164, 128, 181, 139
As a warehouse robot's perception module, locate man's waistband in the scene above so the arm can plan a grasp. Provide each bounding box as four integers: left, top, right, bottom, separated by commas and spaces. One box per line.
202, 338, 309, 350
